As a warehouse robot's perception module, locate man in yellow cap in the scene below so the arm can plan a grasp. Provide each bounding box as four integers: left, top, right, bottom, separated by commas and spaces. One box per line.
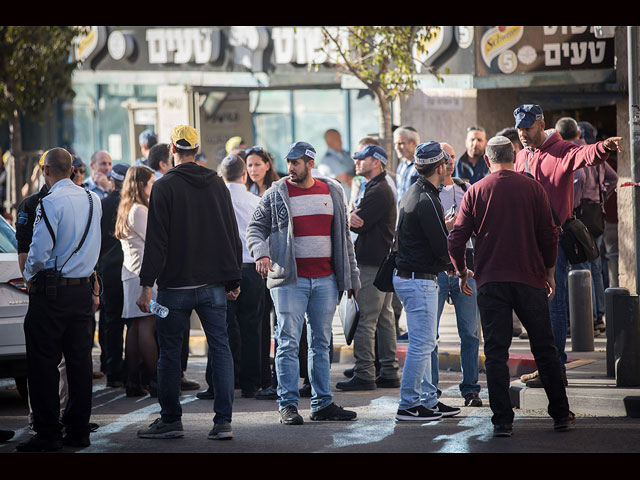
136, 125, 243, 441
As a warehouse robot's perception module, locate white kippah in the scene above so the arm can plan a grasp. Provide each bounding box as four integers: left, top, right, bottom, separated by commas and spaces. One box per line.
487, 135, 512, 146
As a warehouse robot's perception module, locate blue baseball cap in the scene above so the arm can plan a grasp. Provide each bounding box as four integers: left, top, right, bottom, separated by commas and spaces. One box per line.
353, 144, 388, 165
414, 141, 449, 166
285, 142, 316, 160
514, 104, 544, 129
71, 155, 85, 168
108, 163, 130, 182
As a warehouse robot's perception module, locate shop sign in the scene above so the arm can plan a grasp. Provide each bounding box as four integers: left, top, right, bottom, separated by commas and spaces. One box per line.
73, 26, 107, 64
476, 26, 614, 76
146, 28, 222, 65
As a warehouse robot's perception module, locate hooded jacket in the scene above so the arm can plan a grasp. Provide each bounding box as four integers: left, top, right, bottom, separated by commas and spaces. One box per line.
139, 161, 242, 290
514, 129, 610, 225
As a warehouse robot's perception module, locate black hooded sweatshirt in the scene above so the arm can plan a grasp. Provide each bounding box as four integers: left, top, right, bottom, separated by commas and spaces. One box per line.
139, 161, 242, 291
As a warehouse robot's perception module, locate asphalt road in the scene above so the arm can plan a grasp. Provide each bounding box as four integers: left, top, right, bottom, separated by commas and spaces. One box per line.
2, 354, 639, 454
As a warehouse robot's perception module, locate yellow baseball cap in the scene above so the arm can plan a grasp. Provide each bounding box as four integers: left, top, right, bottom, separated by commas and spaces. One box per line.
225, 136, 242, 154
171, 125, 199, 150
39, 150, 50, 167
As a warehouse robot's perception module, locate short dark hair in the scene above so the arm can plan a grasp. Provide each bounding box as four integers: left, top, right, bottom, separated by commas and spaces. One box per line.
496, 127, 522, 149
45, 148, 72, 177
148, 143, 171, 171
219, 155, 246, 182
555, 117, 580, 141
415, 159, 445, 178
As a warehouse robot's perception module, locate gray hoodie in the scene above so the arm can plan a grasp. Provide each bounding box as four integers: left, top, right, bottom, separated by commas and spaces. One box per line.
246, 175, 360, 292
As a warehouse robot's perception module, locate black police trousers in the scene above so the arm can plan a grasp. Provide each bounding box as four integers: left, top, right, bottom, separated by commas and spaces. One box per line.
24, 282, 94, 440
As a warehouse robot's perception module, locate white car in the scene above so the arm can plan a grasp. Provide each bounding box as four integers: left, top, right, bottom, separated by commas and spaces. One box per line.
0, 216, 29, 399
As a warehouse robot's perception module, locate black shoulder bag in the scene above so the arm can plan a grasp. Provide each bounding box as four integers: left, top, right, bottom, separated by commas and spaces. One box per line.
374, 215, 402, 293
574, 166, 605, 238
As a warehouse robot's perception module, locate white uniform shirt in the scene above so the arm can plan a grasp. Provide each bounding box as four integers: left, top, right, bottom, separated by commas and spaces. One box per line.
24, 178, 102, 282
225, 182, 260, 264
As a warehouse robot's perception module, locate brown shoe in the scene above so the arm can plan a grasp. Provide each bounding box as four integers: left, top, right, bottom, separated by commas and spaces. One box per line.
524, 373, 568, 388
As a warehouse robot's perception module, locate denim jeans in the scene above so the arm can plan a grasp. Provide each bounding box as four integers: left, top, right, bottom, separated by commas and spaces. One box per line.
393, 275, 439, 410
549, 245, 569, 373
477, 282, 570, 425
270, 274, 338, 413
571, 235, 605, 324
433, 272, 481, 397
156, 285, 234, 425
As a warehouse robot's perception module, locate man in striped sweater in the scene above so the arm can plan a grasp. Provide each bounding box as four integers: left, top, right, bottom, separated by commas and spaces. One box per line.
246, 142, 360, 426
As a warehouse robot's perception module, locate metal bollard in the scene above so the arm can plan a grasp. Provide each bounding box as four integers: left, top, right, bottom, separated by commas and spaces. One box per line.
604, 288, 640, 387
605, 288, 631, 377
568, 269, 594, 352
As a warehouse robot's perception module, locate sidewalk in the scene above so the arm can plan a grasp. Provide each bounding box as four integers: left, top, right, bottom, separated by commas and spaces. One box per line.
330, 302, 640, 418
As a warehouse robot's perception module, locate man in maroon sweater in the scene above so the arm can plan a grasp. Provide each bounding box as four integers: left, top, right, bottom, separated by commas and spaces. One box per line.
448, 135, 573, 437
512, 104, 622, 387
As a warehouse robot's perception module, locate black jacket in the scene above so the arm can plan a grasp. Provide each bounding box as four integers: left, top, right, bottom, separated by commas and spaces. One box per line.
97, 188, 124, 286
350, 172, 396, 267
16, 185, 49, 254
139, 162, 242, 290
395, 176, 451, 274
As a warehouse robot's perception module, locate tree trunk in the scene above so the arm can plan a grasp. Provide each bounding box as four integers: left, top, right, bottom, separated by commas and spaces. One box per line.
373, 87, 395, 171
7, 108, 23, 217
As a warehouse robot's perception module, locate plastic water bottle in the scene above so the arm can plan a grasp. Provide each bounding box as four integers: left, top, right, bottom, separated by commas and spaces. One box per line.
149, 300, 169, 318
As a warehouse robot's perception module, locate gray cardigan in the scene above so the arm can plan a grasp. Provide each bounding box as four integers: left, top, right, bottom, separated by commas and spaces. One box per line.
246, 175, 360, 292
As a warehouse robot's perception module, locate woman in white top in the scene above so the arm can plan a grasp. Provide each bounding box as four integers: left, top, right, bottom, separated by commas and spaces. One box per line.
115, 165, 158, 397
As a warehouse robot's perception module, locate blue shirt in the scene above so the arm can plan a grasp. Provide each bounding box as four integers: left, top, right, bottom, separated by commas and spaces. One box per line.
24, 179, 102, 282
395, 159, 419, 204
84, 177, 109, 200
453, 153, 490, 185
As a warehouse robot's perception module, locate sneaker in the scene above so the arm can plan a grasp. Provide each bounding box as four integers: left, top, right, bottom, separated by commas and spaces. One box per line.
310, 403, 357, 421
137, 418, 184, 439
594, 320, 606, 334
336, 375, 376, 391
525, 374, 568, 388
395, 405, 442, 422
464, 393, 483, 407
15, 434, 63, 452
255, 385, 278, 400
433, 402, 461, 417
493, 424, 513, 437
196, 388, 214, 400
279, 405, 304, 425
553, 411, 576, 431
180, 376, 200, 391
208, 422, 233, 440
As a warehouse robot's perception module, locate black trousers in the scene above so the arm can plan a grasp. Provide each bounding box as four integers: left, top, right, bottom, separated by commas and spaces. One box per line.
477, 282, 570, 425
24, 283, 94, 439
101, 280, 126, 383
212, 264, 265, 392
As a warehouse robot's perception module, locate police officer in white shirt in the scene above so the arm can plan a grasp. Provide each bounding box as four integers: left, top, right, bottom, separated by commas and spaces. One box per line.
17, 148, 103, 453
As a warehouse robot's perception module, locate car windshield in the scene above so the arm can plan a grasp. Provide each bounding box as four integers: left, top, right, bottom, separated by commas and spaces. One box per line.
0, 218, 17, 253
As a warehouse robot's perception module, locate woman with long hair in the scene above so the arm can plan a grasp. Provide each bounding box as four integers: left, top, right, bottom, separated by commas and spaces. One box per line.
245, 147, 280, 196
115, 165, 158, 397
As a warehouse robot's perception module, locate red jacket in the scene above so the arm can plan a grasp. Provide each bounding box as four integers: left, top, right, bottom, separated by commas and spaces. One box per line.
514, 130, 610, 224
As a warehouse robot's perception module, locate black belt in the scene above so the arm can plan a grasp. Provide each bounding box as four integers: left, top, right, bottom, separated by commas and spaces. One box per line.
30, 276, 92, 294
395, 270, 437, 281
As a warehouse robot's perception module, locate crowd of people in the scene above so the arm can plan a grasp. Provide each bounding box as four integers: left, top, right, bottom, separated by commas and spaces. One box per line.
5, 102, 624, 450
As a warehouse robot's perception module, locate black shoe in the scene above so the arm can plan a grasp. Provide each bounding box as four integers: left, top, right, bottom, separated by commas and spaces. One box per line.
255, 385, 278, 400
0, 429, 15, 442
63, 435, 90, 448
554, 411, 576, 431
196, 388, 214, 400
180, 376, 200, 391
299, 383, 312, 398
106, 380, 124, 388
433, 402, 461, 417
493, 424, 513, 437
336, 375, 376, 391
126, 385, 148, 397
464, 393, 483, 407
310, 403, 357, 421
279, 405, 304, 425
15, 434, 63, 453
343, 367, 355, 378
89, 422, 100, 433
241, 389, 256, 398
376, 376, 400, 388
395, 405, 442, 422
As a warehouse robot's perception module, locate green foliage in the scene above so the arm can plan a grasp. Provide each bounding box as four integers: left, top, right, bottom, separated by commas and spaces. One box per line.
320, 26, 441, 101
0, 26, 84, 123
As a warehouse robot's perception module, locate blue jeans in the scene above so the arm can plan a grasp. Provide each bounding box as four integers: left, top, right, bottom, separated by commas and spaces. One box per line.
433, 272, 481, 397
393, 275, 439, 410
156, 285, 234, 425
549, 245, 569, 373
571, 235, 605, 324
270, 274, 338, 413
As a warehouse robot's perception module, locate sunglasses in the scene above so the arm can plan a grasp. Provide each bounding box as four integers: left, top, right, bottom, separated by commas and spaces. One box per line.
245, 146, 265, 155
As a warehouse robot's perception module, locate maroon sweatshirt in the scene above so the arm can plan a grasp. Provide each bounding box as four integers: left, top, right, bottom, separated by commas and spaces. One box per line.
448, 169, 558, 290
514, 130, 610, 224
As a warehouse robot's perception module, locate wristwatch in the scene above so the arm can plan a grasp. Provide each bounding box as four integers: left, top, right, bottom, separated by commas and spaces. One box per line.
456, 269, 468, 279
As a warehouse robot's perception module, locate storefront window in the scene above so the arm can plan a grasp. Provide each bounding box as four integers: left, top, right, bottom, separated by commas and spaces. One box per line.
250, 90, 292, 174
294, 89, 347, 160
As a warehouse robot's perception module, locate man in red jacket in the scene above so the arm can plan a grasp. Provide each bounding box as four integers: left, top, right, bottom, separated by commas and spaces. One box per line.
512, 105, 622, 387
